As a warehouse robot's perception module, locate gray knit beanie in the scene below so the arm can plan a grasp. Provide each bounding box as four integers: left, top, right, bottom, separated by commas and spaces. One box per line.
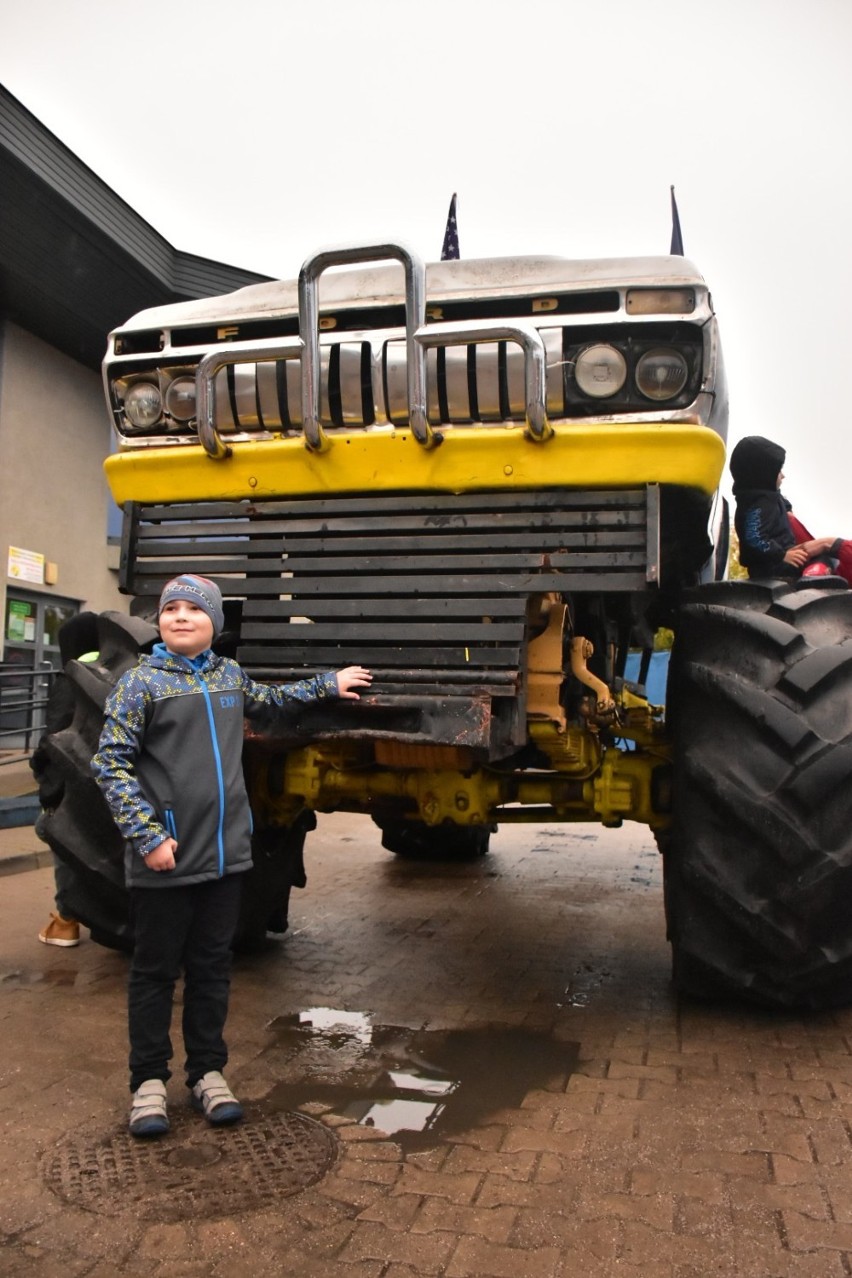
158, 574, 224, 638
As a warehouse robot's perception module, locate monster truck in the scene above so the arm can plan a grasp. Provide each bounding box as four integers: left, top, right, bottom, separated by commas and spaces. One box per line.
35, 242, 852, 1004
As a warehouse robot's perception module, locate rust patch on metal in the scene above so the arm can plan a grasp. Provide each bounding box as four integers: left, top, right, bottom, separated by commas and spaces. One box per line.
373, 741, 475, 769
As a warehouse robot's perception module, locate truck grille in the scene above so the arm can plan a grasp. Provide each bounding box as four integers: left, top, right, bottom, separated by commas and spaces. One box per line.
211, 328, 566, 434
122, 486, 659, 694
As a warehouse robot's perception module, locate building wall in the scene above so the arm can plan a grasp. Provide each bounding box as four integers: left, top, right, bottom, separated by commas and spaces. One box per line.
0, 318, 123, 657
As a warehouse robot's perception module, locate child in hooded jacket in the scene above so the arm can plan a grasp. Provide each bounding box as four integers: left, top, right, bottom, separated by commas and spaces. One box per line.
92, 574, 371, 1137
730, 436, 852, 585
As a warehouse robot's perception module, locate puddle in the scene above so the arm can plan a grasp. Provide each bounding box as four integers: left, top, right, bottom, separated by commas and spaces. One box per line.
533, 830, 597, 842
0, 969, 34, 989
42, 967, 79, 987
264, 1008, 579, 1151
0, 965, 79, 990
559, 961, 612, 1008
290, 1007, 373, 1044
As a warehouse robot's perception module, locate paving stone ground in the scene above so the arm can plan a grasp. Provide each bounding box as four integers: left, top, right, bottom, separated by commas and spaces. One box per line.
2, 808, 852, 1277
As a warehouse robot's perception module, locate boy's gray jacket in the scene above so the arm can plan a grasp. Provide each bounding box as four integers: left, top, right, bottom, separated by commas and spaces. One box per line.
92, 645, 338, 888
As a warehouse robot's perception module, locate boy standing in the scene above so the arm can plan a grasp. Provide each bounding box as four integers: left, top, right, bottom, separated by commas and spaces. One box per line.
730, 435, 852, 583
92, 574, 371, 1137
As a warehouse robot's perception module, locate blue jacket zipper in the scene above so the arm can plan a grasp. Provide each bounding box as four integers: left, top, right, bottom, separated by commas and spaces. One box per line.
198, 675, 227, 877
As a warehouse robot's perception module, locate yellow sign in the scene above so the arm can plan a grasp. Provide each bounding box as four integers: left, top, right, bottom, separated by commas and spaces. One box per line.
7, 546, 45, 585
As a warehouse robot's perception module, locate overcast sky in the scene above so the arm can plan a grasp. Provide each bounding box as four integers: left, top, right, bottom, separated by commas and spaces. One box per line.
3, 0, 851, 532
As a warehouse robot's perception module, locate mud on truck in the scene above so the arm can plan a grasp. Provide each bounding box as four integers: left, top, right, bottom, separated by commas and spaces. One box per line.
34, 243, 852, 1009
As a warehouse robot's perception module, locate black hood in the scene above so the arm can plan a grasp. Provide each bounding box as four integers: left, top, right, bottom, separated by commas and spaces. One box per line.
729, 436, 786, 494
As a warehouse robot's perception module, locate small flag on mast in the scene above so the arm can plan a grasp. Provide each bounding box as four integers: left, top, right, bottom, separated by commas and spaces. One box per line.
670, 185, 684, 256
441, 193, 460, 261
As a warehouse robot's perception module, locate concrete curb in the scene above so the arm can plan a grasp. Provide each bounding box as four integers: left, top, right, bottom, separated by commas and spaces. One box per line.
0, 794, 41, 828
0, 846, 53, 876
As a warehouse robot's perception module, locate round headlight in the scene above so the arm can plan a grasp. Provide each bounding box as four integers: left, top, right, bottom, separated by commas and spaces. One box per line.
124, 381, 163, 429
165, 376, 197, 422
635, 348, 689, 401
574, 344, 627, 398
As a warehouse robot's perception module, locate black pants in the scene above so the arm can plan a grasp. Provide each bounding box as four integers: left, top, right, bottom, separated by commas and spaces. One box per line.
128, 874, 243, 1092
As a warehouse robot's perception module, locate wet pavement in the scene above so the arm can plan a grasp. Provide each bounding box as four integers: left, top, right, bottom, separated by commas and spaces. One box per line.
3, 810, 852, 1276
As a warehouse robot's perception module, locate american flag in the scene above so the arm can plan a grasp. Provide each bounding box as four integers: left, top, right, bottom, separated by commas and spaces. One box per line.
670, 185, 684, 256
441, 193, 460, 261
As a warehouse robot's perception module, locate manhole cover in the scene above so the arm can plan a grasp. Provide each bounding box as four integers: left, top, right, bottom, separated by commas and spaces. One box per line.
42, 1107, 338, 1220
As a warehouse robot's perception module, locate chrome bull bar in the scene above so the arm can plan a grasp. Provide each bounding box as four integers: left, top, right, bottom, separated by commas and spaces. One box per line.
196, 242, 552, 460
300, 243, 429, 449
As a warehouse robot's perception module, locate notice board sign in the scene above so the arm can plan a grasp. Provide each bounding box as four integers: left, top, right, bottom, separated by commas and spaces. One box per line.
7, 546, 45, 585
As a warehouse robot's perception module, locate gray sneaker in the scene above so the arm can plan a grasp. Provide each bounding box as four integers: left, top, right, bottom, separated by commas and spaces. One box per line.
190, 1071, 243, 1125
129, 1079, 169, 1138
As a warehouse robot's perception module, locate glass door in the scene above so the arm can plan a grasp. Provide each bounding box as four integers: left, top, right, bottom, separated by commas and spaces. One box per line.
1, 591, 78, 748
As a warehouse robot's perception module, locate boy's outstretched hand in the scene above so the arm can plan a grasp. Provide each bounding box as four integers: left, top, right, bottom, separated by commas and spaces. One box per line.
336, 666, 373, 700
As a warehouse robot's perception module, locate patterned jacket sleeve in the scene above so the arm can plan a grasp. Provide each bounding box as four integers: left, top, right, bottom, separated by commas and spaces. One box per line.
240, 667, 339, 717
91, 671, 168, 858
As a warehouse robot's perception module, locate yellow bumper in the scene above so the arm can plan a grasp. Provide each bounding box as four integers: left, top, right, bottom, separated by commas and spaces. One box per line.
104, 422, 726, 507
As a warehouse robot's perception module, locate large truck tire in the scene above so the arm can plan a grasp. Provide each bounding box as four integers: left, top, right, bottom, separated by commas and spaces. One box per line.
32, 612, 156, 951
665, 577, 852, 1010
33, 612, 308, 952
